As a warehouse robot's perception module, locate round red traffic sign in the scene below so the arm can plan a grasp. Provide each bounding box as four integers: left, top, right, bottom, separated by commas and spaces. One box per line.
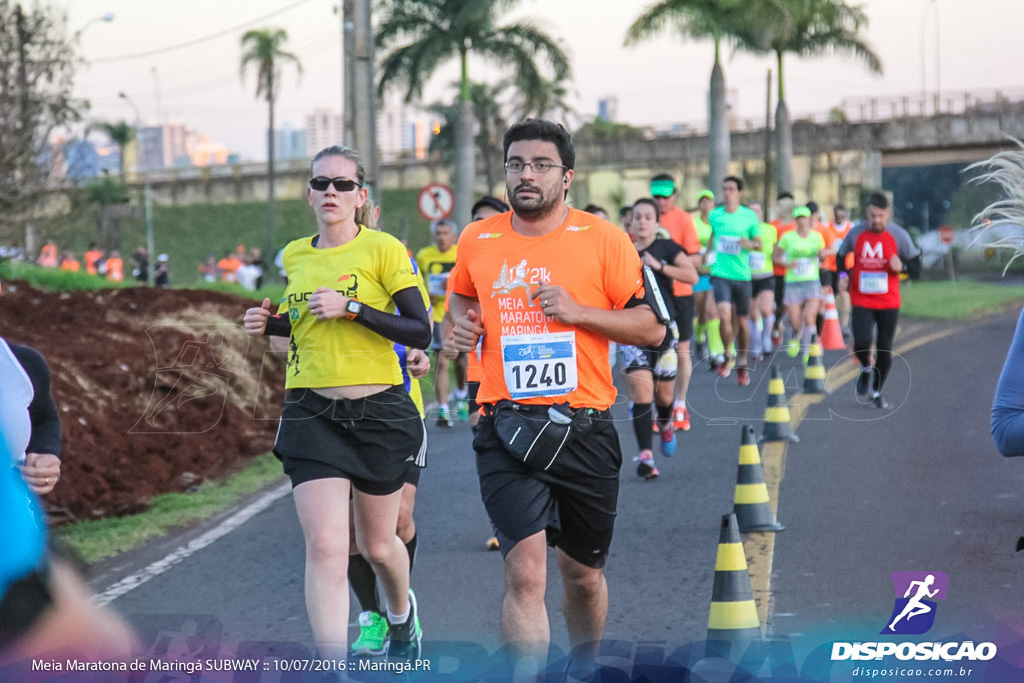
418, 183, 455, 221
939, 225, 954, 244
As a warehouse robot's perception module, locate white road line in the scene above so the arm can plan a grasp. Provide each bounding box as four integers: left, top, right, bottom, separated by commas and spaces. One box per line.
93, 481, 292, 607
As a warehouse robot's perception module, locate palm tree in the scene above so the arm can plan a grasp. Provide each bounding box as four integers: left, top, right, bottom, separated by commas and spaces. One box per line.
625, 0, 751, 194
740, 0, 882, 195
240, 27, 301, 268
511, 73, 576, 127
376, 0, 570, 226
430, 81, 510, 193
90, 121, 135, 180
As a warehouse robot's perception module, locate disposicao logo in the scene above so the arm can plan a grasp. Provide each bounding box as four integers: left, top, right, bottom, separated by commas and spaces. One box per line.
881, 571, 948, 635
830, 571, 998, 663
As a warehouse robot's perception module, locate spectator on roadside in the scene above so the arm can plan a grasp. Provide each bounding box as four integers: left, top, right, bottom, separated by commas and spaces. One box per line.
59, 252, 80, 272
235, 255, 261, 291
154, 253, 170, 289
84, 243, 104, 275
104, 250, 124, 283
198, 254, 218, 283
37, 240, 58, 268
217, 250, 242, 284
248, 247, 266, 289
132, 246, 149, 283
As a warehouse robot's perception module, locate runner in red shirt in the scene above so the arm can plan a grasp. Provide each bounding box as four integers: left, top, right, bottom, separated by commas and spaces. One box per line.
836, 192, 921, 409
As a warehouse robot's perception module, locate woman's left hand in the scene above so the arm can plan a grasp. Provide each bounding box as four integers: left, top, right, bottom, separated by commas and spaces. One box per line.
308, 287, 349, 320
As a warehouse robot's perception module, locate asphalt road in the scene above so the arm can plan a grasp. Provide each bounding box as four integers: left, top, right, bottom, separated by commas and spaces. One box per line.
85, 310, 1024, 679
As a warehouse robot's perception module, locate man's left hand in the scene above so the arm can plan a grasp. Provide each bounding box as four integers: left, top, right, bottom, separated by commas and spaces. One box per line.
20, 452, 61, 495
532, 282, 582, 325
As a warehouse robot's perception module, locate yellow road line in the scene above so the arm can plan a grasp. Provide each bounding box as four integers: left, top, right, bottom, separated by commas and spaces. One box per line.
743, 324, 962, 632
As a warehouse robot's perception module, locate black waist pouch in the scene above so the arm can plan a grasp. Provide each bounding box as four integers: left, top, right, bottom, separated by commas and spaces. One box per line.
491, 400, 592, 471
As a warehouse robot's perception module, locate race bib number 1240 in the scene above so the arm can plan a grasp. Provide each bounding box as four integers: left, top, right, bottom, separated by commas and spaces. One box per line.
500, 332, 578, 400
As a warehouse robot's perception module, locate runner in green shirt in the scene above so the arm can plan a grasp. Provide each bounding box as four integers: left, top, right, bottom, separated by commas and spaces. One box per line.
747, 202, 777, 359
707, 176, 761, 386
773, 206, 831, 358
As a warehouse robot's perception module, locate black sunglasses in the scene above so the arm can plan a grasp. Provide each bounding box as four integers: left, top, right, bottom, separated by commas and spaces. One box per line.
309, 176, 362, 192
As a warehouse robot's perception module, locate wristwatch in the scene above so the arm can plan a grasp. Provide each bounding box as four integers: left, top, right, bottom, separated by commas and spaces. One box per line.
345, 299, 362, 321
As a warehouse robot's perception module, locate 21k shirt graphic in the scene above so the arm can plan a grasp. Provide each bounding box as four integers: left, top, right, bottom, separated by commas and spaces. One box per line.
881, 571, 949, 635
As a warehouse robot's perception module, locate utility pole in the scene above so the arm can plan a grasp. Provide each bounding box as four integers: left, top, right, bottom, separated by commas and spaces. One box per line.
15, 4, 37, 259
342, 0, 355, 145
763, 69, 773, 213
352, 0, 377, 198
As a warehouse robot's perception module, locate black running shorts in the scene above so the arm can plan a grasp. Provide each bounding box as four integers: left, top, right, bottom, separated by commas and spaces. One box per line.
711, 276, 753, 317
673, 294, 695, 342
274, 385, 425, 495
473, 410, 622, 568
751, 275, 775, 298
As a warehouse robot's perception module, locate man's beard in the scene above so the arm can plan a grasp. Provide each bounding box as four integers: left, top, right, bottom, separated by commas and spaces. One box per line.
509, 183, 560, 220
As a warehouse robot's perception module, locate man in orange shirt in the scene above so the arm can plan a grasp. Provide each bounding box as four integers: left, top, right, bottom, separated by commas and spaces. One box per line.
105, 250, 124, 282
217, 251, 242, 283
84, 243, 104, 275
650, 174, 702, 430
825, 202, 854, 335
59, 251, 81, 271
770, 193, 797, 347
450, 120, 663, 679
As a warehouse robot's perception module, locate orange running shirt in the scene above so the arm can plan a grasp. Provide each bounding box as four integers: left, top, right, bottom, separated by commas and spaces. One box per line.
449, 208, 644, 410
771, 219, 796, 277
819, 219, 852, 271
660, 206, 700, 296
84, 249, 103, 275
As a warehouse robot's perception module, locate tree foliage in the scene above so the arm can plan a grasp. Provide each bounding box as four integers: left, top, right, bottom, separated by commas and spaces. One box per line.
0, 1, 83, 223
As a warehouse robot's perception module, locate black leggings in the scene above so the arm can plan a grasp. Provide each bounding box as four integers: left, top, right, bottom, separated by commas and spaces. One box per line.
852, 307, 900, 392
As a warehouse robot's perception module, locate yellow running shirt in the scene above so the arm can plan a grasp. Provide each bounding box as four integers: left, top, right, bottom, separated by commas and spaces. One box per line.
278, 227, 421, 389
415, 244, 458, 324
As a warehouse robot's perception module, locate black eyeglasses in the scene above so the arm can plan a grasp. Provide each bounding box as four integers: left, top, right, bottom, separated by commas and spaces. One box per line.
309, 176, 362, 192
504, 159, 568, 174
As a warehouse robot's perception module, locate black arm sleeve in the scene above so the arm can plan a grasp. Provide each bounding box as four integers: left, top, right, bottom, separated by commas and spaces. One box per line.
357, 286, 432, 350
264, 313, 292, 337
11, 345, 63, 457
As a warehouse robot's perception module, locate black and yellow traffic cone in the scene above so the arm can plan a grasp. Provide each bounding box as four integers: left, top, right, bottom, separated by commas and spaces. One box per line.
802, 334, 831, 395
734, 425, 784, 533
707, 513, 761, 654
760, 366, 799, 443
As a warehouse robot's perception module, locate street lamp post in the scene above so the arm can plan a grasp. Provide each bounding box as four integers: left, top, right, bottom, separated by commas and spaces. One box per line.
920, 0, 940, 111
119, 91, 155, 285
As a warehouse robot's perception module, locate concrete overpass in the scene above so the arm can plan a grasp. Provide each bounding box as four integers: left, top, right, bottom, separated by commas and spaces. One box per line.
119, 88, 1024, 215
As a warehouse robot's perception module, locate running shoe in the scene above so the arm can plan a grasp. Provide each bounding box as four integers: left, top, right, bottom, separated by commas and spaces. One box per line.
352, 611, 388, 657
659, 425, 677, 457
634, 450, 659, 479
436, 405, 454, 428
672, 404, 691, 431
871, 392, 892, 409
770, 327, 783, 348
786, 338, 800, 358
456, 399, 470, 421
716, 354, 732, 378
856, 367, 873, 398
386, 589, 422, 662
736, 366, 750, 387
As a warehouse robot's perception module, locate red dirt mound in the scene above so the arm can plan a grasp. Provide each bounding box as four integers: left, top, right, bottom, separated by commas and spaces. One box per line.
0, 282, 286, 523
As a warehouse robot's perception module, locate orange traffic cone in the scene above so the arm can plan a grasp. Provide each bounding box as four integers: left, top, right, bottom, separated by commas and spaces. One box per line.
820, 292, 844, 350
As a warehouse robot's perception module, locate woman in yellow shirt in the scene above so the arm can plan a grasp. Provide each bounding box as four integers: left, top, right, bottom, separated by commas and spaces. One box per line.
243, 145, 430, 664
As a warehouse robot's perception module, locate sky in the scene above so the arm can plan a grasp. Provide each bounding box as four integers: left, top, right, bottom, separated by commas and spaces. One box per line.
55, 0, 1024, 162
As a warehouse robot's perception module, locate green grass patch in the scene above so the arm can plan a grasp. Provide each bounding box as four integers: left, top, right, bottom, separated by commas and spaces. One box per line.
2, 260, 131, 291
56, 453, 285, 564
901, 279, 1024, 319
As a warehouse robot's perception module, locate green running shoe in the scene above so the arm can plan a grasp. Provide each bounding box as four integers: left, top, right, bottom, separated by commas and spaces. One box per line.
351, 610, 388, 656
